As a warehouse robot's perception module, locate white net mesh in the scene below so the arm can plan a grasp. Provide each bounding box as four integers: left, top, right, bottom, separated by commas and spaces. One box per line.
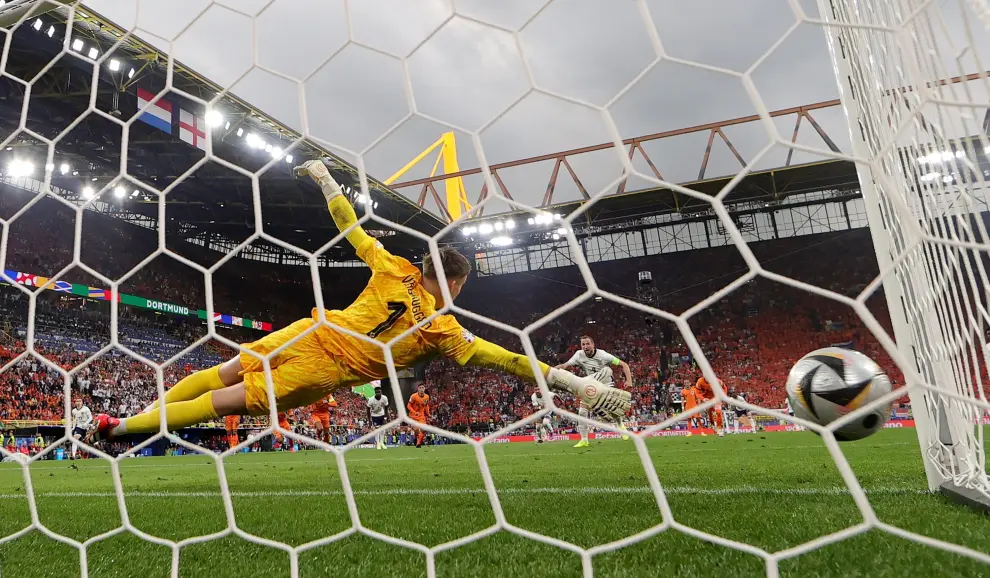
0, 0, 987, 576
817, 0, 990, 497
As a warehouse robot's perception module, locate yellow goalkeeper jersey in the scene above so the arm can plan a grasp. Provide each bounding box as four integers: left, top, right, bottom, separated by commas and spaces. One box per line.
312, 198, 479, 386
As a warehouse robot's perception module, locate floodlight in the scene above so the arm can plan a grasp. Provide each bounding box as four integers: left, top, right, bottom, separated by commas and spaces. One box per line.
205, 109, 223, 128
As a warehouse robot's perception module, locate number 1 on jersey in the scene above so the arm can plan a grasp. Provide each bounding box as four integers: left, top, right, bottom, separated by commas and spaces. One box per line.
367, 301, 408, 338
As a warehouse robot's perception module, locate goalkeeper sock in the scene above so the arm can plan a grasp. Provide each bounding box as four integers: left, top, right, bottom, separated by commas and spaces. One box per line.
144, 365, 225, 412
113, 392, 219, 436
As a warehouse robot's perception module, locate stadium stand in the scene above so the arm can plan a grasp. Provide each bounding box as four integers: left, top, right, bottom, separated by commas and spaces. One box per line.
0, 192, 934, 439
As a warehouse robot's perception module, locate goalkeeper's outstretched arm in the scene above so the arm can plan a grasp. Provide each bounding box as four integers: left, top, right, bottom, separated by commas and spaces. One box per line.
294, 159, 375, 254
460, 338, 630, 419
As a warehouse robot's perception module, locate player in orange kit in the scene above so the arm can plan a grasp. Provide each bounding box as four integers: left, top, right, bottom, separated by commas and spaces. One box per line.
223, 415, 241, 450
681, 380, 701, 431
407, 384, 431, 448
87, 160, 629, 443
309, 395, 338, 445
273, 412, 294, 451
695, 376, 725, 437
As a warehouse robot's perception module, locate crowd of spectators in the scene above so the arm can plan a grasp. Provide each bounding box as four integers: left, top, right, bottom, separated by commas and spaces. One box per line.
0, 193, 986, 436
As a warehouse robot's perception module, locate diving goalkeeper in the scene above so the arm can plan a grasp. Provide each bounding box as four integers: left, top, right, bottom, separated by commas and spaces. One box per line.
87, 160, 630, 441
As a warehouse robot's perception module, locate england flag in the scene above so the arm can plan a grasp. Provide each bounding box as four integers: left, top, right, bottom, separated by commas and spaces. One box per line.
179, 109, 208, 151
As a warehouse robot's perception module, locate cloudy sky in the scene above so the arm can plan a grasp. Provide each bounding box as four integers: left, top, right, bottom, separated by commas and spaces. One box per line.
81, 0, 990, 217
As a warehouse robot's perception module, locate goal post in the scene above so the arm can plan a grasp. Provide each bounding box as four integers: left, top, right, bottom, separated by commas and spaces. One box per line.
816, 0, 990, 508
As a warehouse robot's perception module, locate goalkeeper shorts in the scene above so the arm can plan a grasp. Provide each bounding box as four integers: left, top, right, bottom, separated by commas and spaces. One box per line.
238, 318, 341, 414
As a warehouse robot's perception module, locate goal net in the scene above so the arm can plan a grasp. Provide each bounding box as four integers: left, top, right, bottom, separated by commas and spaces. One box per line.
0, 0, 988, 576
817, 0, 990, 507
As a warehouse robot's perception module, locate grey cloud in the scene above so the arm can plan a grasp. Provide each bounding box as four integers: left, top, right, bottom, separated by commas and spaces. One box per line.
83, 0, 990, 214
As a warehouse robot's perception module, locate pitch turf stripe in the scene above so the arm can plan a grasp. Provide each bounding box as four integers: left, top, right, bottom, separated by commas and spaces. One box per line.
0, 486, 931, 499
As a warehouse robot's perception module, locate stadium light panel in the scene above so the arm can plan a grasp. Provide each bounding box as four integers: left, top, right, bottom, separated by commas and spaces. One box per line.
224, 121, 230, 130
88, 47, 99, 59
32, 18, 42, 31
47, 25, 54, 38
461, 226, 476, 236
264, 144, 273, 153
108, 59, 120, 71
59, 163, 69, 175
7, 160, 33, 178
271, 147, 282, 159
127, 68, 135, 79
373, 201, 378, 209
81, 187, 94, 199
553, 213, 562, 221
45, 163, 54, 171
205, 109, 223, 128
920, 172, 940, 182
552, 233, 560, 240
285, 155, 293, 164
494, 221, 504, 231
505, 220, 515, 229
71, 39, 84, 51
113, 186, 125, 198
526, 217, 534, 225
556, 228, 566, 235
72, 170, 78, 176
478, 223, 494, 235
91, 177, 97, 181
490, 236, 512, 247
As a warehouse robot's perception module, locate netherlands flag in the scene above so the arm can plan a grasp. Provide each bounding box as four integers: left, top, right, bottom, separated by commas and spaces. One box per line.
137, 87, 173, 134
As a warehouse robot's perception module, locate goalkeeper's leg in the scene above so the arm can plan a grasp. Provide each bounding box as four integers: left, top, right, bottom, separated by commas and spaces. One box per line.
142, 363, 235, 412
90, 383, 246, 440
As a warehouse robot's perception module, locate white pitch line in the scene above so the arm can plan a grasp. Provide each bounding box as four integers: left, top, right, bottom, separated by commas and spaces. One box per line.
0, 441, 916, 473
0, 486, 931, 499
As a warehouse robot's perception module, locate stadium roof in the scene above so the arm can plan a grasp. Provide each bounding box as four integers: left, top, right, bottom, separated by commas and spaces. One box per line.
2, 1, 987, 261
0, 1, 444, 261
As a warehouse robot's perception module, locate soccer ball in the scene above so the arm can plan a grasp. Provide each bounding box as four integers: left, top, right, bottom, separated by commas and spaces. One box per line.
785, 347, 893, 441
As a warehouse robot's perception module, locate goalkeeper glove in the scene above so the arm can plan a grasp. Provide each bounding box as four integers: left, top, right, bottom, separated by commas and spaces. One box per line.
294, 159, 343, 201
546, 369, 631, 421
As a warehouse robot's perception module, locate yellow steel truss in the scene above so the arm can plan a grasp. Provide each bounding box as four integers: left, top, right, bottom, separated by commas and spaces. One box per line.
383, 132, 471, 221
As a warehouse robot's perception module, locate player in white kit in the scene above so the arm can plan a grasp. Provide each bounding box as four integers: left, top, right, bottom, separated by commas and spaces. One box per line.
531, 389, 558, 443
70, 398, 93, 460
366, 382, 390, 450
556, 336, 632, 448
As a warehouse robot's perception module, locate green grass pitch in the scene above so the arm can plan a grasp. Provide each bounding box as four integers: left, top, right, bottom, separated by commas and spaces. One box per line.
0, 428, 987, 577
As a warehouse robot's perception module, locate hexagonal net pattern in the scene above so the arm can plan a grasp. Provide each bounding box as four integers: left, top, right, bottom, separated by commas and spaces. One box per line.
0, 0, 987, 577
